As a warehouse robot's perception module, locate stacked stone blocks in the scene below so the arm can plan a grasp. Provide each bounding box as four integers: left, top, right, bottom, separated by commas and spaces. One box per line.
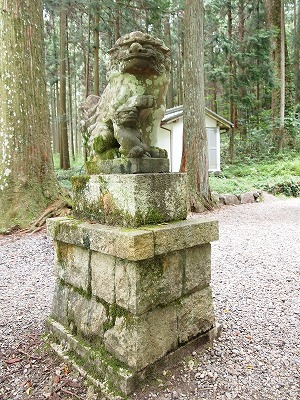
47, 215, 218, 394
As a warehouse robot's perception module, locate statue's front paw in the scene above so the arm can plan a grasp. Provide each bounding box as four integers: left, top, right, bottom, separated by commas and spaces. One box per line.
127, 146, 146, 158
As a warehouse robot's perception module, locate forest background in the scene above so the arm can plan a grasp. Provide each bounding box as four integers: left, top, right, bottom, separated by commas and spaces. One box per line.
45, 0, 300, 165
1, 0, 300, 232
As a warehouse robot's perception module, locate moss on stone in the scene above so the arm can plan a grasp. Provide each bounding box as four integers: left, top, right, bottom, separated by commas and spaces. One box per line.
93, 135, 119, 156
71, 175, 90, 192
98, 148, 120, 160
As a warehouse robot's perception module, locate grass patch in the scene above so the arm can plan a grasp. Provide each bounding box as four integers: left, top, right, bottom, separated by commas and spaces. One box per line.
209, 152, 300, 197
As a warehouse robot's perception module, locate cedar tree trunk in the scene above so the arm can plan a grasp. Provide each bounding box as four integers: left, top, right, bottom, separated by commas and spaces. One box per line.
182, 0, 213, 212
0, 0, 59, 232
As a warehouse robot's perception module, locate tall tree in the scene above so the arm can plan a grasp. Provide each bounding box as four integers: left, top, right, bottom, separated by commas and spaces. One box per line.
294, 0, 300, 104
265, 0, 285, 151
182, 0, 213, 211
59, 6, 70, 169
0, 0, 59, 232
227, 0, 236, 162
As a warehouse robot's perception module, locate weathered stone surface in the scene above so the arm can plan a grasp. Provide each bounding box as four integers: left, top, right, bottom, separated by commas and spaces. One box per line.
148, 218, 219, 255
115, 230, 154, 261
72, 173, 187, 227
67, 290, 108, 339
47, 318, 220, 397
88, 223, 118, 254
51, 280, 69, 325
91, 251, 115, 303
239, 191, 261, 204
81, 31, 171, 164
177, 287, 215, 344
47, 319, 137, 396
48, 217, 219, 260
219, 194, 240, 206
86, 158, 169, 174
54, 242, 90, 291
184, 244, 211, 294
104, 305, 178, 371
47, 218, 90, 248
115, 253, 183, 314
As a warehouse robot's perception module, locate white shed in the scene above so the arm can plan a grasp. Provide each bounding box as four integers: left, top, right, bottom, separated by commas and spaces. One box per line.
156, 105, 233, 172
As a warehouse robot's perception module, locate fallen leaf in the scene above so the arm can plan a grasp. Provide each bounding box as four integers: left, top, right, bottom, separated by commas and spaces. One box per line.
63, 364, 69, 375
53, 374, 60, 385
26, 386, 31, 395
4, 358, 22, 364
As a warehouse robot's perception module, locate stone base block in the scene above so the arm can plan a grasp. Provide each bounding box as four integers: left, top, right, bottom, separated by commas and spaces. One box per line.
46, 319, 221, 398
71, 173, 187, 227
86, 157, 170, 174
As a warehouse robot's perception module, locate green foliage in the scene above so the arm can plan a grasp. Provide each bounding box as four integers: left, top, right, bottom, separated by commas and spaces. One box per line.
210, 152, 300, 197
53, 153, 85, 191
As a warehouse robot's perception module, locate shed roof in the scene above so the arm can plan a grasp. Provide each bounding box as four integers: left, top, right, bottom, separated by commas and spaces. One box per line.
161, 105, 234, 129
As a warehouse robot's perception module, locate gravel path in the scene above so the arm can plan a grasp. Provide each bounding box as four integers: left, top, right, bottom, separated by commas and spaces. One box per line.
0, 197, 299, 399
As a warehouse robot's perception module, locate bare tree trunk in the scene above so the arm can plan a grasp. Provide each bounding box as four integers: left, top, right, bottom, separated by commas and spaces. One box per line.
294, 0, 300, 104
73, 46, 80, 155
0, 0, 59, 231
228, 0, 235, 163
256, 0, 261, 125
85, 9, 91, 99
164, 16, 174, 109
264, 0, 285, 151
114, 0, 121, 41
182, 0, 213, 212
59, 7, 70, 169
67, 33, 75, 161
177, 14, 184, 106
51, 83, 59, 153
279, 0, 285, 152
93, 11, 100, 96
238, 0, 247, 140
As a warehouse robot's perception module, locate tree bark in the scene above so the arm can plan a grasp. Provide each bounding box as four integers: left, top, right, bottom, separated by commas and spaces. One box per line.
114, 0, 121, 41
93, 11, 100, 96
59, 7, 70, 169
264, 0, 285, 150
182, 0, 213, 212
67, 32, 75, 161
164, 16, 174, 109
0, 0, 59, 231
85, 9, 91, 99
294, 0, 300, 104
279, 0, 285, 152
228, 0, 235, 162
238, 0, 247, 140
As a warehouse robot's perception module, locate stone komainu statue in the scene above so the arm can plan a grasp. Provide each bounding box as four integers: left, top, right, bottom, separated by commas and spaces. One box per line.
81, 31, 171, 161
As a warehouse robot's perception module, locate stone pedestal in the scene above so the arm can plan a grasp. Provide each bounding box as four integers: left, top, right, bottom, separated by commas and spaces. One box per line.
86, 157, 170, 175
72, 173, 187, 227
47, 173, 219, 398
